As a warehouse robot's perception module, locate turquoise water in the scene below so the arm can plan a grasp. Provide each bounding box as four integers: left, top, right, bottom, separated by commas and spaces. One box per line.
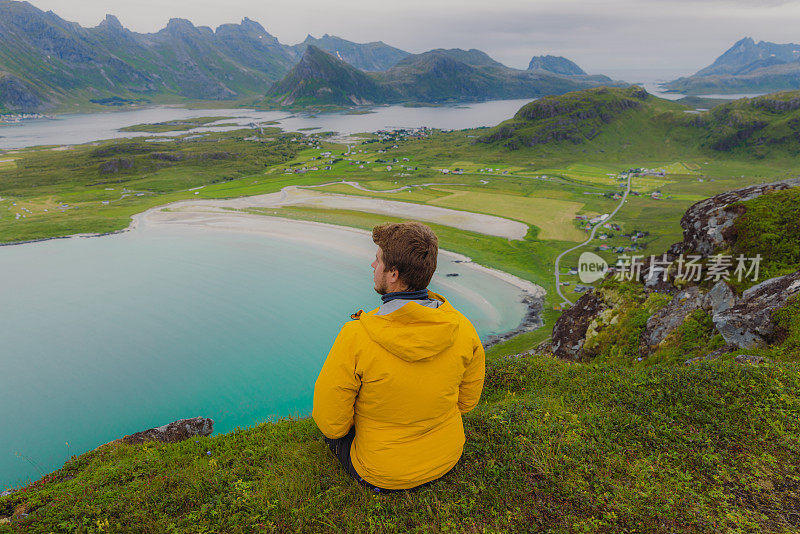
0, 226, 527, 489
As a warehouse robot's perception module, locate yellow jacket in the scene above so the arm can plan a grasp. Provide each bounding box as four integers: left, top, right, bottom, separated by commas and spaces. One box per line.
313, 291, 485, 490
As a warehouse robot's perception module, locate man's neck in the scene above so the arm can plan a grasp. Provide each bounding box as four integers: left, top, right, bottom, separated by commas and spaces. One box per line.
380, 288, 429, 304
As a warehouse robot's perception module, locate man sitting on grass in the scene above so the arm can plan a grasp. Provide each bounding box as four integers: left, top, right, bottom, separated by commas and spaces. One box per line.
313, 221, 485, 492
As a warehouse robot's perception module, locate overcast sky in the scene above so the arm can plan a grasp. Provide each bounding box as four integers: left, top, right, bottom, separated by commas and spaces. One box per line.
24, 0, 800, 80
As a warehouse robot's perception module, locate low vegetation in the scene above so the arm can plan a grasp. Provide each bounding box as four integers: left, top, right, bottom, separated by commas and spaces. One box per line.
2, 348, 798, 532
118, 117, 238, 133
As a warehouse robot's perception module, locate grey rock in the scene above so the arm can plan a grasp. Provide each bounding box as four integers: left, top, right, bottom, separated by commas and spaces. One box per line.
668, 178, 800, 257
641, 286, 705, 353
0, 73, 43, 113
0, 489, 16, 498
714, 269, 800, 348
734, 354, 773, 365
551, 290, 608, 360
684, 343, 738, 365
121, 417, 213, 445
703, 280, 738, 317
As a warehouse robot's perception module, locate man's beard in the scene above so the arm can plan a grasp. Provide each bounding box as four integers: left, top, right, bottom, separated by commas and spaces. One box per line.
374, 276, 389, 295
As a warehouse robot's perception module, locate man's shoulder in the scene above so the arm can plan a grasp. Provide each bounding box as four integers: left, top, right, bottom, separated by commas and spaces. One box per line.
337, 308, 379, 335
439, 299, 478, 329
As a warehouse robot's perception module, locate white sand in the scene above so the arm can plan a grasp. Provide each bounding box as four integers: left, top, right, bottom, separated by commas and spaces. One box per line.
134, 185, 528, 240
133, 206, 545, 299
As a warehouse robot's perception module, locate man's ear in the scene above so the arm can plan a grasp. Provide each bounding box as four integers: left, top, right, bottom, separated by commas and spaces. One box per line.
388, 267, 400, 283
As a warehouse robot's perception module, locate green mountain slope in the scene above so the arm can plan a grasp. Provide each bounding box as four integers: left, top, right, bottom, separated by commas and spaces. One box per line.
477, 86, 800, 159
374, 49, 624, 104
265, 45, 394, 106
0, 1, 623, 112
263, 47, 626, 108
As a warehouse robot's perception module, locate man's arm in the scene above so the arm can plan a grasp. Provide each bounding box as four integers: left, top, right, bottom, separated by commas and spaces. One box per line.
457, 336, 485, 414
312, 324, 362, 439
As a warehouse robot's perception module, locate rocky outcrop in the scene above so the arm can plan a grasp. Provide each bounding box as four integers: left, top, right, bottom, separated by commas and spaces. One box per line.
714, 269, 800, 348
641, 286, 705, 352
0, 73, 43, 113
551, 291, 608, 360
120, 417, 213, 445
549, 178, 800, 362
640, 280, 738, 354
669, 178, 800, 257
99, 158, 134, 174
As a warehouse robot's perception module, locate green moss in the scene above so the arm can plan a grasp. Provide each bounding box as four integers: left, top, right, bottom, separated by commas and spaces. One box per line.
769, 294, 800, 362
730, 187, 800, 284
581, 280, 671, 363
650, 309, 726, 365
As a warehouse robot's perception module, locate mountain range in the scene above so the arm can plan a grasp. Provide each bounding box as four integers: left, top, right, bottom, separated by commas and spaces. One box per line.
0, 0, 619, 113
664, 37, 800, 94
264, 45, 623, 107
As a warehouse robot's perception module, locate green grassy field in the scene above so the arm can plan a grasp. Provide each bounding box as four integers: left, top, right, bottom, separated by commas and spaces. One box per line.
118, 117, 239, 133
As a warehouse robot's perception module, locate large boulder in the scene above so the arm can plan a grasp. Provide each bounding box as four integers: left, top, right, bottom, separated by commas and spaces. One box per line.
551, 291, 608, 360
640, 286, 705, 352
669, 178, 800, 257
714, 269, 800, 348
120, 417, 213, 445
639, 280, 739, 355
703, 280, 738, 316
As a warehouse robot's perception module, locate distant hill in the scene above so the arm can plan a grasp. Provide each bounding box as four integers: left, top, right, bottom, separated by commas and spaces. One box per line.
265, 46, 393, 106
264, 47, 626, 107
527, 55, 586, 76
290, 34, 410, 71
664, 38, 800, 94
476, 85, 800, 158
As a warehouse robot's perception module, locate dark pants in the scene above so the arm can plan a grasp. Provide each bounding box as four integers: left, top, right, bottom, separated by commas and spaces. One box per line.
323, 426, 435, 494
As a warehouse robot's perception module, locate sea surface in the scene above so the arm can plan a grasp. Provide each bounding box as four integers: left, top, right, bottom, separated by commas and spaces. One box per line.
0, 81, 774, 151
0, 225, 529, 489
0, 99, 532, 150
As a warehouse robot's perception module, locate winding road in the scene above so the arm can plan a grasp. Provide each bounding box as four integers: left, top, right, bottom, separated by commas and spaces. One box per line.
554, 173, 632, 307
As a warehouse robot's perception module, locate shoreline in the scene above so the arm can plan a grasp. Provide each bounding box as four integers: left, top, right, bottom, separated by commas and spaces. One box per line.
2, 201, 547, 342
133, 206, 546, 344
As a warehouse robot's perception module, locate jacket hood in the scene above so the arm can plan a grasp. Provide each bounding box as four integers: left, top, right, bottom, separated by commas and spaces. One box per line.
357, 291, 460, 362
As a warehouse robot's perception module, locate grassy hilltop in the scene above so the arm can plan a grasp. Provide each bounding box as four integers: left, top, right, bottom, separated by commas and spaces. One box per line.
2, 86, 800, 531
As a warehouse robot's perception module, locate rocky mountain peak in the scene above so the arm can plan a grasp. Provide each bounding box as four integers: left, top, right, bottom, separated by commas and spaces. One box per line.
98, 14, 123, 31
165, 18, 196, 32
238, 17, 267, 34
528, 55, 586, 76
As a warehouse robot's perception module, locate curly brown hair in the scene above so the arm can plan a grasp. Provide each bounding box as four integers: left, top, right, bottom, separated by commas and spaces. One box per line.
372, 222, 438, 291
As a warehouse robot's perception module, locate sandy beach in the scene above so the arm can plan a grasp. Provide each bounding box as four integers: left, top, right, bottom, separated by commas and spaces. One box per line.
135, 184, 529, 240
134, 206, 545, 302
